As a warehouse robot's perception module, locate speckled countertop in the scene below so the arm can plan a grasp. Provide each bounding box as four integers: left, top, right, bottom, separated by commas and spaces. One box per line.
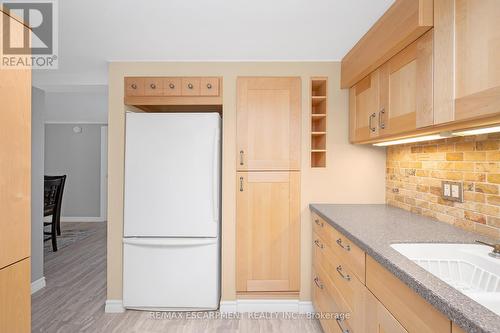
309, 204, 500, 333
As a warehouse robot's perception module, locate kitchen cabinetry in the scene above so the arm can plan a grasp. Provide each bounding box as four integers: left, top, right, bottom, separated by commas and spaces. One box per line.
236, 77, 301, 296
124, 77, 223, 112
237, 77, 301, 171
0, 259, 30, 333
311, 212, 453, 333
0, 9, 31, 333
345, 0, 500, 144
350, 31, 433, 142
434, 0, 500, 124
236, 172, 300, 293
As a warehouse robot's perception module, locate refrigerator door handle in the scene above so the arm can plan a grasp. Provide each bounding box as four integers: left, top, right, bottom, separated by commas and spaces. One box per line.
123, 238, 218, 247
212, 127, 220, 223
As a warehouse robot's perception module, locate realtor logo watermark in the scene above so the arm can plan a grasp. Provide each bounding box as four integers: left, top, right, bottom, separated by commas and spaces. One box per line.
1, 0, 58, 68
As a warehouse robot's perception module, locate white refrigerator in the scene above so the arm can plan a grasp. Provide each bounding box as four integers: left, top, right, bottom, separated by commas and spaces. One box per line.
123, 112, 221, 310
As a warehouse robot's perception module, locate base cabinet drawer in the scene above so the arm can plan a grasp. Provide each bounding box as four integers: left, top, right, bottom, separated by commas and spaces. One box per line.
366, 255, 450, 333
312, 265, 354, 333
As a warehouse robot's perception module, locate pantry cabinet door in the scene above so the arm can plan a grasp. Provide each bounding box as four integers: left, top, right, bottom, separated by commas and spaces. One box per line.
237, 77, 301, 171
236, 171, 300, 292
379, 29, 433, 136
349, 70, 380, 143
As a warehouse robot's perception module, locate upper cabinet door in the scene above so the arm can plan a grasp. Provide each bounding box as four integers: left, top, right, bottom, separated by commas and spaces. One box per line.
454, 0, 500, 121
379, 30, 433, 136
434, 0, 500, 124
237, 77, 301, 171
349, 70, 380, 143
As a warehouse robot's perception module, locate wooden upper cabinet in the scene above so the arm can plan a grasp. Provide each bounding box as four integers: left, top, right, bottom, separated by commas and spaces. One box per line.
341, 0, 433, 88
379, 30, 434, 136
236, 171, 300, 293
237, 77, 301, 171
349, 71, 380, 142
435, 0, 500, 124
350, 30, 434, 143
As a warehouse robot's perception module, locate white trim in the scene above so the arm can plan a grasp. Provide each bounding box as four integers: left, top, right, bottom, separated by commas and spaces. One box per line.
60, 216, 105, 222
105, 300, 125, 313
219, 300, 314, 314
100, 126, 108, 221
44, 121, 108, 124
31, 277, 46, 294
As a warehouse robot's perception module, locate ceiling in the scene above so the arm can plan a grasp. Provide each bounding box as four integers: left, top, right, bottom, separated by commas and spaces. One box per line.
33, 0, 394, 89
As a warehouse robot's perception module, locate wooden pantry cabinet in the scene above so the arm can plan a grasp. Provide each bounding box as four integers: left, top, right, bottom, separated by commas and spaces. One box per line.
311, 212, 454, 333
0, 9, 31, 333
236, 77, 301, 296
236, 77, 301, 171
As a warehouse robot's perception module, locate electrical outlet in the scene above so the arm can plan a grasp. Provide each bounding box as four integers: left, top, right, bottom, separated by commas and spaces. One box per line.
442, 181, 463, 202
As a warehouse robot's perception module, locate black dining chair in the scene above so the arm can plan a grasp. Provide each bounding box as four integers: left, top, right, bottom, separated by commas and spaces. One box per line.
44, 175, 67, 251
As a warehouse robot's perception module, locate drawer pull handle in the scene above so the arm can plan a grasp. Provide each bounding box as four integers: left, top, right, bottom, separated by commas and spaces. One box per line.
314, 239, 324, 249
150, 83, 156, 89
336, 238, 351, 251
314, 218, 323, 227
131, 83, 137, 89
169, 83, 175, 89
207, 83, 212, 89
335, 317, 350, 333
188, 83, 194, 89
336, 265, 351, 281
239, 177, 244, 192
313, 276, 324, 289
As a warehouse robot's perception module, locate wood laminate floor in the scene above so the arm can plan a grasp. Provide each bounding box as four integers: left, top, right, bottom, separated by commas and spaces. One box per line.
32, 223, 322, 333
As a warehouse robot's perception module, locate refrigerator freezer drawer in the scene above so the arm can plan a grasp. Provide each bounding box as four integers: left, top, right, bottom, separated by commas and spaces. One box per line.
123, 237, 220, 310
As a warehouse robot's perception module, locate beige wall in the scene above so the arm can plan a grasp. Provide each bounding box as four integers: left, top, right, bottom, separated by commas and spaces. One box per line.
107, 62, 386, 302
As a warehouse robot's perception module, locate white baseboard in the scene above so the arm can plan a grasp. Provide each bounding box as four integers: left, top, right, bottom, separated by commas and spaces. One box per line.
61, 217, 106, 222
31, 277, 46, 294
219, 300, 314, 313
105, 299, 125, 313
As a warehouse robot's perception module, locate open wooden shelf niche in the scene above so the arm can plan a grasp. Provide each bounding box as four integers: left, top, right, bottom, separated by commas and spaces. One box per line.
311, 77, 327, 167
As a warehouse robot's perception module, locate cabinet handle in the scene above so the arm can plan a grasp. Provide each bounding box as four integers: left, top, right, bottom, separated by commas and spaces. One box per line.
314, 239, 324, 249
207, 83, 212, 89
131, 83, 137, 89
313, 276, 324, 289
239, 150, 244, 166
336, 265, 351, 281
369, 113, 376, 132
336, 238, 351, 251
314, 218, 323, 227
150, 83, 156, 89
379, 108, 385, 129
169, 83, 175, 89
335, 317, 350, 333
188, 83, 194, 89
239, 177, 244, 192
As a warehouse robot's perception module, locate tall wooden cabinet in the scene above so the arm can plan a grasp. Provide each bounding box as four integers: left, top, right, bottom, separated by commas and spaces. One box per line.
0, 9, 31, 333
236, 77, 301, 295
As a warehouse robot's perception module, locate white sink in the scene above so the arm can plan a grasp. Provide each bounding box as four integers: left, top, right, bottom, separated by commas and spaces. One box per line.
390, 243, 500, 316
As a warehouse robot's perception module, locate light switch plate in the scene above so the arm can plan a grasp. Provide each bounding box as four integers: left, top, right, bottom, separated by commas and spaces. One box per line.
442, 181, 463, 202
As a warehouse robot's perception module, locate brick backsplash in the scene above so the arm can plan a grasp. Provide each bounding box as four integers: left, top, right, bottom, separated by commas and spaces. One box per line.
386, 133, 500, 239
